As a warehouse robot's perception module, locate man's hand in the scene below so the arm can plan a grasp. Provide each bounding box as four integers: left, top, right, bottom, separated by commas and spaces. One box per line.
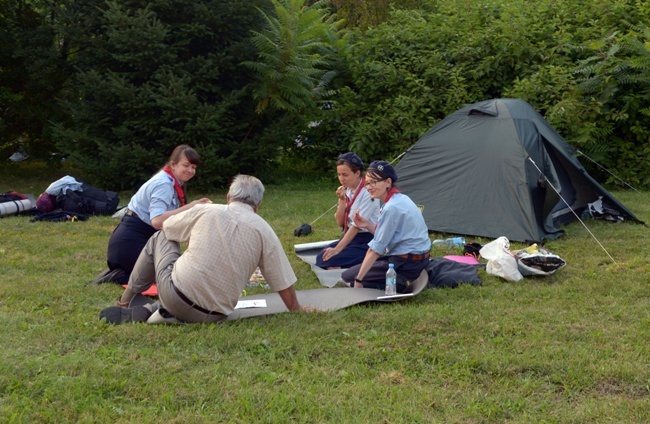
278, 286, 322, 312
298, 305, 321, 312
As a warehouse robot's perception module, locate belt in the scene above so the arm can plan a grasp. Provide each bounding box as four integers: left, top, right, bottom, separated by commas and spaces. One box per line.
396, 252, 430, 261
171, 283, 223, 316
124, 209, 140, 219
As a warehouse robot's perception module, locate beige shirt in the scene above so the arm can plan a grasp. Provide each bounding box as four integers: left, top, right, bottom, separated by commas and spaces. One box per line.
163, 202, 296, 315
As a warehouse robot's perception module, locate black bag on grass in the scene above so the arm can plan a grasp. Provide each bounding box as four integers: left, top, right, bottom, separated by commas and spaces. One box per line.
57, 183, 119, 216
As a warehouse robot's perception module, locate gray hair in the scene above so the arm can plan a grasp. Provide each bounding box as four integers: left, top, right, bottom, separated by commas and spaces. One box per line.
228, 175, 265, 207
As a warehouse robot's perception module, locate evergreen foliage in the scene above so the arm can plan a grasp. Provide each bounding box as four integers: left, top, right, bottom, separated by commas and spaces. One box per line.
52, 0, 275, 190
2, 0, 649, 188
0, 0, 69, 162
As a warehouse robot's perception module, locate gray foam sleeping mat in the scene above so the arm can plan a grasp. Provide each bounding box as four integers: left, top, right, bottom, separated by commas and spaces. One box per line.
129, 269, 429, 321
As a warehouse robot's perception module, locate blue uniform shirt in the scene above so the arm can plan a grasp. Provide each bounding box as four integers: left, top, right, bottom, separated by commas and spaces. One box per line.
368, 192, 431, 256
127, 171, 180, 226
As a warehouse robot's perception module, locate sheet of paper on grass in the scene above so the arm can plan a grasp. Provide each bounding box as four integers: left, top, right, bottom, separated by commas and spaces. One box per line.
294, 239, 343, 288
235, 299, 267, 309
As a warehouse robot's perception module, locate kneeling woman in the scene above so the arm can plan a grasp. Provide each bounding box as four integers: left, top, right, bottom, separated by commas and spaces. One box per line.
315, 152, 380, 269
95, 145, 211, 284
341, 161, 431, 292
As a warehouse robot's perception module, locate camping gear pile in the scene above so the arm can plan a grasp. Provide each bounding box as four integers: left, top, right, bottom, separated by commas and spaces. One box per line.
479, 236, 566, 282
395, 98, 643, 243
36, 175, 119, 217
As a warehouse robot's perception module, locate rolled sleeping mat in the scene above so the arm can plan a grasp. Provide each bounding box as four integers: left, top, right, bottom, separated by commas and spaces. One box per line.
0, 198, 34, 216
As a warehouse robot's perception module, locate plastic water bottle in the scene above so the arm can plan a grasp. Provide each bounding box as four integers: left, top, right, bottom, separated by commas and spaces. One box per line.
385, 263, 397, 296
432, 237, 466, 248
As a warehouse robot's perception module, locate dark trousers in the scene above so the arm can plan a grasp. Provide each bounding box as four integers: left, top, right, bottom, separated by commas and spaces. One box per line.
315, 231, 374, 269
107, 215, 157, 284
341, 255, 429, 293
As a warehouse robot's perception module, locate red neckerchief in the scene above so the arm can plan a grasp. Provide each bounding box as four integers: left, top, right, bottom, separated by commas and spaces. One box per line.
383, 186, 400, 204
344, 179, 364, 232
163, 166, 186, 206
376, 187, 400, 230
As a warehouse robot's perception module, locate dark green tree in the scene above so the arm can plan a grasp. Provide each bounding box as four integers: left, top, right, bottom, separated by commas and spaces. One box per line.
0, 0, 70, 162
52, 0, 280, 190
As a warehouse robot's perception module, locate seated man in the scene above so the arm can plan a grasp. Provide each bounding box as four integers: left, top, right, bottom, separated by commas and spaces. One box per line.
100, 174, 315, 324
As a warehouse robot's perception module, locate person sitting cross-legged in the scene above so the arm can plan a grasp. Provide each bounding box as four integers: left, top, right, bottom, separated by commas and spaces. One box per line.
99, 174, 316, 324
341, 161, 432, 293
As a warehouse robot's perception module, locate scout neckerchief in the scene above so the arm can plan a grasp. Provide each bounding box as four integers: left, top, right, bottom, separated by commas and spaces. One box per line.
162, 166, 186, 206
344, 179, 364, 232
383, 186, 400, 205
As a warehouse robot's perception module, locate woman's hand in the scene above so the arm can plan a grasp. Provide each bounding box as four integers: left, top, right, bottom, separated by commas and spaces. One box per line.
353, 209, 371, 230
322, 247, 340, 261
336, 186, 346, 200
189, 197, 212, 206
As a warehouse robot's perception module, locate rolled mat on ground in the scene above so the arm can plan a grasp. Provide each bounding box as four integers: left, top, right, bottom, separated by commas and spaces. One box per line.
0, 193, 35, 216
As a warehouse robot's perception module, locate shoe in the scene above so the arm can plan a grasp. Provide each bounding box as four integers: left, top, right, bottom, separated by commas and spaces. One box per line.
91, 268, 127, 285
147, 308, 183, 325
99, 305, 151, 324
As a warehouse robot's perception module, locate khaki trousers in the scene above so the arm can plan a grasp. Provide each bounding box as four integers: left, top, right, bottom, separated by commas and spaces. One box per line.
127, 231, 226, 323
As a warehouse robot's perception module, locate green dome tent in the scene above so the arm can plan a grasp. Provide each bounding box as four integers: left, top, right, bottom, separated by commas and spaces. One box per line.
395, 98, 643, 242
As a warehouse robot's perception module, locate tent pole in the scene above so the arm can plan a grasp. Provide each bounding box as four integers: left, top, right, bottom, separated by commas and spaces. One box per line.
576, 150, 639, 192
527, 157, 618, 265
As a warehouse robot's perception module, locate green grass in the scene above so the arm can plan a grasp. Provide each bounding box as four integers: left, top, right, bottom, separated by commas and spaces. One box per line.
1, 163, 649, 423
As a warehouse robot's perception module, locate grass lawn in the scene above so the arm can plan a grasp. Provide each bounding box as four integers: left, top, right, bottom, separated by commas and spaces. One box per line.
1, 162, 649, 423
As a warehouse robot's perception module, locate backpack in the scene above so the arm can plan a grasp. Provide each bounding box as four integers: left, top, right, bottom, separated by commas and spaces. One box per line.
56, 183, 120, 216
0, 191, 27, 203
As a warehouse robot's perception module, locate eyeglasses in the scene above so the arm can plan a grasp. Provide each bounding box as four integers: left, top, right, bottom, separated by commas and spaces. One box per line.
364, 178, 386, 188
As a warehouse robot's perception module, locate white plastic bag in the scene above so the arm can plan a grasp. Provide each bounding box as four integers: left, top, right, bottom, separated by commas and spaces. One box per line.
479, 236, 523, 281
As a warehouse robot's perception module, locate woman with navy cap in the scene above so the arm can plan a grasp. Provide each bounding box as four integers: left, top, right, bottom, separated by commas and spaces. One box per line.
315, 152, 380, 269
341, 160, 431, 292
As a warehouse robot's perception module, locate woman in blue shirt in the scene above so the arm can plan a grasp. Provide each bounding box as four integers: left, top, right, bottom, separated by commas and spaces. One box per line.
93, 145, 211, 284
315, 152, 380, 269
341, 161, 431, 292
